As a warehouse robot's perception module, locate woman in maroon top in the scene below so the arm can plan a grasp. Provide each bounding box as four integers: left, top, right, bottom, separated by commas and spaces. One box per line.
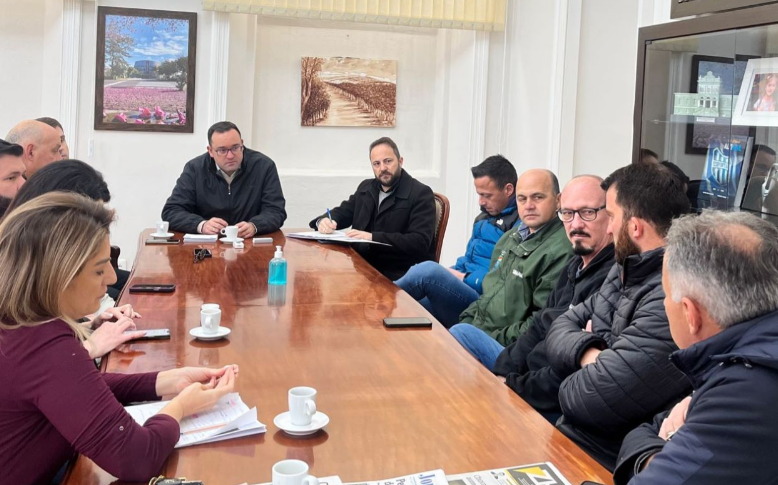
0, 192, 239, 484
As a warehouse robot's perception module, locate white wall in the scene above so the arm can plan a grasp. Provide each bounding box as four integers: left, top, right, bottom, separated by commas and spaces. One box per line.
0, 0, 47, 127
0, 0, 671, 269
572, 0, 641, 176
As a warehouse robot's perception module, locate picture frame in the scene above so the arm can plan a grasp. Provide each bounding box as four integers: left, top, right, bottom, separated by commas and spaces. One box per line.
685, 55, 756, 155
94, 7, 197, 133
732, 57, 778, 128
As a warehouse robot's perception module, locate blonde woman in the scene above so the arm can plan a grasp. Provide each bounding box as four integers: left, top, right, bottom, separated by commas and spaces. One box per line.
0, 192, 239, 483
753, 73, 778, 112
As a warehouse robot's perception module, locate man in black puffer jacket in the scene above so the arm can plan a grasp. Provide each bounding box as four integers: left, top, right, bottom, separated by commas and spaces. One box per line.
545, 162, 693, 470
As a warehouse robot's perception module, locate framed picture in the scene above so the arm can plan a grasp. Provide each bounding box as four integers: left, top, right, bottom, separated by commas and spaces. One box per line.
685, 55, 756, 155
301, 57, 397, 127
733, 57, 778, 127
94, 7, 197, 133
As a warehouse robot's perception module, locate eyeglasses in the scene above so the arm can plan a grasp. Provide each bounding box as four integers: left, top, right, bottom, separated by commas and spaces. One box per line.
557, 205, 607, 222
193, 248, 212, 264
213, 144, 244, 156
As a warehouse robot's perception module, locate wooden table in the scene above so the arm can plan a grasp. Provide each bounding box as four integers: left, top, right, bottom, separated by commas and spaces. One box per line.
64, 230, 613, 485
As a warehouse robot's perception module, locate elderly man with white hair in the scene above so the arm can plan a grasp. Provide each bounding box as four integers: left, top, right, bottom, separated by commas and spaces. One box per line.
613, 210, 778, 485
5, 119, 63, 177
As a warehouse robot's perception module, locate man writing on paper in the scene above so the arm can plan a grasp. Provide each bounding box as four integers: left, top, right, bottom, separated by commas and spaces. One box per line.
310, 137, 436, 280
162, 121, 287, 238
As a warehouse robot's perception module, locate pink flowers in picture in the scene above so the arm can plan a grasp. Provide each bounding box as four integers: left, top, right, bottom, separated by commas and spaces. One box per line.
102, 86, 187, 124
95, 7, 196, 132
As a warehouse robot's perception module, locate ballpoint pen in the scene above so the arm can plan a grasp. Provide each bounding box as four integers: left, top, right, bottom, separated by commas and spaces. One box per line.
326, 208, 333, 222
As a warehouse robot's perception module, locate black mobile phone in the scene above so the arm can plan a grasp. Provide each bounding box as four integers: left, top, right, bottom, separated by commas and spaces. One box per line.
146, 238, 180, 245
128, 284, 176, 293
383, 317, 433, 328
123, 328, 171, 340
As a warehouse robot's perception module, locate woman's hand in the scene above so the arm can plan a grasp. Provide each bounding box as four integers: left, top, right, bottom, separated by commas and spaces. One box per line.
84, 304, 142, 330
83, 317, 145, 358
159, 366, 238, 420
155, 365, 240, 397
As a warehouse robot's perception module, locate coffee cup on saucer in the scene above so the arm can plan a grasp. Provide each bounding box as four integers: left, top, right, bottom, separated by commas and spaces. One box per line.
221, 225, 239, 241
190, 307, 231, 341
154, 221, 170, 236
272, 459, 319, 485
274, 387, 330, 436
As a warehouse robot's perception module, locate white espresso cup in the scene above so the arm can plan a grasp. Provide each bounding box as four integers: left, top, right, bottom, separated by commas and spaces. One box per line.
201, 303, 220, 312
221, 225, 239, 240
272, 460, 319, 485
200, 308, 221, 335
289, 387, 317, 426
155, 221, 169, 235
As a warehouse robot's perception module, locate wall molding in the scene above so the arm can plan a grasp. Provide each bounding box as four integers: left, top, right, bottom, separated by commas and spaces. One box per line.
548, 0, 582, 182
209, 11, 231, 122
61, 0, 83, 155
465, 30, 492, 225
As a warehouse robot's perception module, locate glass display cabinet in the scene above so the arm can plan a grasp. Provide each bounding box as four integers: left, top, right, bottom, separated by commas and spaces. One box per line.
633, 4, 778, 218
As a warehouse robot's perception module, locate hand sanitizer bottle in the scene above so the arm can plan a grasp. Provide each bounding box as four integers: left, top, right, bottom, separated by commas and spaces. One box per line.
268, 245, 287, 285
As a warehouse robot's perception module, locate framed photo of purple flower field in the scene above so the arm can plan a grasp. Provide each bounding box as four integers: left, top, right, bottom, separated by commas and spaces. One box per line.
94, 7, 197, 133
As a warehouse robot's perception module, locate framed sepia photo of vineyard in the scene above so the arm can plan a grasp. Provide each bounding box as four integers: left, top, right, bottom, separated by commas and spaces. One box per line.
301, 56, 396, 127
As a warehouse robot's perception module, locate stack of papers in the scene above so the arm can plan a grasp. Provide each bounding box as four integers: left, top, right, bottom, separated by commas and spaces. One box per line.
236, 463, 574, 485
286, 230, 391, 246
183, 234, 218, 243
126, 392, 265, 448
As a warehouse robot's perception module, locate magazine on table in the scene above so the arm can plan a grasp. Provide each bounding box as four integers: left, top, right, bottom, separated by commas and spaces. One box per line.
446, 463, 573, 485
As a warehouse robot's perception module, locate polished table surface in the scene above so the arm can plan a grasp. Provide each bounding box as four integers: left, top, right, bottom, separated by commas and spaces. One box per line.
65, 230, 613, 485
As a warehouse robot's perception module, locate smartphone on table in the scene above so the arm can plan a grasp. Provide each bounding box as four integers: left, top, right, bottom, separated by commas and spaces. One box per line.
383, 317, 433, 328
128, 284, 176, 294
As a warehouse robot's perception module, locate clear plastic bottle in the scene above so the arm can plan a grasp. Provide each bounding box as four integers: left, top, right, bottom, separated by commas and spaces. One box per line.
268, 245, 287, 285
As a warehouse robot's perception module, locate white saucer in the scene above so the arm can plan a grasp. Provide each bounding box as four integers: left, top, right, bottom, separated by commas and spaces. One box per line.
151, 232, 175, 238
189, 326, 231, 341
220, 237, 243, 243
274, 411, 330, 436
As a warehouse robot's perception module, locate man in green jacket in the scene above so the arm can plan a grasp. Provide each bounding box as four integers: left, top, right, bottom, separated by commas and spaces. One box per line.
451, 169, 573, 347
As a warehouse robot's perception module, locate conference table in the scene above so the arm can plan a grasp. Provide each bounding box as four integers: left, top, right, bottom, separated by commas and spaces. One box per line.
64, 230, 613, 485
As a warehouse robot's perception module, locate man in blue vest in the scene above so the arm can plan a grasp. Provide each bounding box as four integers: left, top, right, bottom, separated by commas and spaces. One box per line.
395, 155, 519, 327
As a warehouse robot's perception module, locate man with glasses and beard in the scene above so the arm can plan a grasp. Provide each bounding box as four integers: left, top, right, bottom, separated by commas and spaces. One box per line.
162, 121, 287, 237
544, 162, 692, 471
311, 137, 436, 280
446, 175, 613, 376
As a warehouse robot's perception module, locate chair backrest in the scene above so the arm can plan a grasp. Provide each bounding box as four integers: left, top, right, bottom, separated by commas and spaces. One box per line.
432, 192, 450, 263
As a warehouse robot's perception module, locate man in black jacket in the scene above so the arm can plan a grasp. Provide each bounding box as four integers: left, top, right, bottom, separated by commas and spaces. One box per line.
614, 211, 778, 485
545, 162, 693, 471
493, 175, 614, 424
162, 121, 287, 237
311, 137, 436, 280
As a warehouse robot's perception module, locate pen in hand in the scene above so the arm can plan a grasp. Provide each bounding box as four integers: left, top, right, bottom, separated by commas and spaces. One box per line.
327, 208, 333, 222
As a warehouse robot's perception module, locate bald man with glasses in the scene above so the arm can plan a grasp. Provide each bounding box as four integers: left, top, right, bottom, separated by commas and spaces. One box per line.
162, 121, 287, 237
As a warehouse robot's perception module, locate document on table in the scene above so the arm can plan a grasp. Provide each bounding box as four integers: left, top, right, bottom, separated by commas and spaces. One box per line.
183, 233, 218, 243
125, 392, 266, 448
446, 463, 572, 485
286, 230, 391, 246
346, 470, 448, 485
